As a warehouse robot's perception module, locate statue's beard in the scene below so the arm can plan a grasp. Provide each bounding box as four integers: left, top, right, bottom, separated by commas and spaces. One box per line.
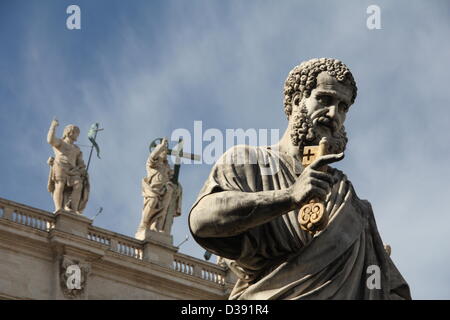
290, 102, 348, 154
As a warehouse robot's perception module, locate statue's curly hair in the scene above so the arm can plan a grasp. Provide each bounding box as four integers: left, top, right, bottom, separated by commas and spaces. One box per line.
63, 124, 80, 139
283, 58, 357, 118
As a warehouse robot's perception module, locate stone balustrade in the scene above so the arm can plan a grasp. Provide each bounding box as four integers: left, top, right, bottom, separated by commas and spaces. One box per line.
174, 252, 227, 285
87, 227, 144, 260
0, 198, 55, 232
0, 197, 236, 299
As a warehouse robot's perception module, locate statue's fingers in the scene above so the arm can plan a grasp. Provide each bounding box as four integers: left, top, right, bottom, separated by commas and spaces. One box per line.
310, 177, 331, 193
310, 153, 344, 170
308, 186, 328, 201
309, 170, 334, 185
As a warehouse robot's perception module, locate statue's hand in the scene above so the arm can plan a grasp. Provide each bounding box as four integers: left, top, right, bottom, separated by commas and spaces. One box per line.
153, 138, 169, 157
155, 138, 167, 150
76, 166, 87, 177
51, 118, 59, 128
160, 137, 169, 151
290, 153, 344, 206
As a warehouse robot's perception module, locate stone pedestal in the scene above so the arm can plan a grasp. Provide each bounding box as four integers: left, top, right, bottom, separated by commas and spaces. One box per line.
142, 230, 177, 268
54, 210, 92, 238
141, 229, 173, 245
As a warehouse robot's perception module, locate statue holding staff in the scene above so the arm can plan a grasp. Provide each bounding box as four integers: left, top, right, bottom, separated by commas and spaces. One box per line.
47, 119, 90, 214
135, 138, 181, 239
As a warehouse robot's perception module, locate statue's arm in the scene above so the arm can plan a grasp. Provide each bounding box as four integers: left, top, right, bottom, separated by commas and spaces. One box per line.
190, 153, 342, 238
146, 153, 159, 173
76, 150, 86, 170
146, 138, 168, 170
190, 189, 296, 238
47, 119, 61, 148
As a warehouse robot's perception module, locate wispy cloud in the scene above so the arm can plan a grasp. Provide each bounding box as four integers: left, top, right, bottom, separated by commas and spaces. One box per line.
1, 0, 449, 298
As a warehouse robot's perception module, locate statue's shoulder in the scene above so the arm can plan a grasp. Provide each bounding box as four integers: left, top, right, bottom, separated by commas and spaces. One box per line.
72, 144, 83, 156
216, 144, 260, 167
224, 144, 257, 154
345, 180, 373, 213
331, 169, 372, 208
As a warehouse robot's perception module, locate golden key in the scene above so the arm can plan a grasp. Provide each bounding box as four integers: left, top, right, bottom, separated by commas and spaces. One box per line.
298, 138, 329, 234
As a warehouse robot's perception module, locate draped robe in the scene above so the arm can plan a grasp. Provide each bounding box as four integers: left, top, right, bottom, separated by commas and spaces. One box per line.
189, 145, 411, 300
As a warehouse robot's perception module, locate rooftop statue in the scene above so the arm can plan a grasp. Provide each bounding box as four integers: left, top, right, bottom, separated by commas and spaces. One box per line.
135, 138, 182, 239
47, 119, 89, 215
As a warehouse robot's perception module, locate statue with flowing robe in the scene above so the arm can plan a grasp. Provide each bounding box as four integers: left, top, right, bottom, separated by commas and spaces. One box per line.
189, 58, 411, 300
135, 138, 181, 240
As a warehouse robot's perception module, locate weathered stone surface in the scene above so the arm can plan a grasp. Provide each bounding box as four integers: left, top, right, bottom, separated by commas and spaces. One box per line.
189, 58, 411, 300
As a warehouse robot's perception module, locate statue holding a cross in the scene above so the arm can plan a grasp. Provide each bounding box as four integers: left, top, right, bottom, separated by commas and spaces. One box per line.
135, 137, 200, 240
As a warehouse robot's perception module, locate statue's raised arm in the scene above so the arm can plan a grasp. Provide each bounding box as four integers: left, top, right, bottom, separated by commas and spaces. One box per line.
47, 118, 62, 148
146, 138, 169, 172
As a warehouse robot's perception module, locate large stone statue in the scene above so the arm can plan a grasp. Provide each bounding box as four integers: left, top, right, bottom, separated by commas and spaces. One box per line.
135, 138, 182, 240
189, 58, 411, 300
47, 119, 90, 214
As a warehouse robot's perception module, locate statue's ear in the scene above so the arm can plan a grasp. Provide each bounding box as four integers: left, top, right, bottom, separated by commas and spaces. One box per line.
293, 93, 302, 107
286, 92, 302, 120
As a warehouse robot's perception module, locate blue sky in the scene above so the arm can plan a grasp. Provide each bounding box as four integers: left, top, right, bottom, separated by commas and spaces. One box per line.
1, 0, 449, 299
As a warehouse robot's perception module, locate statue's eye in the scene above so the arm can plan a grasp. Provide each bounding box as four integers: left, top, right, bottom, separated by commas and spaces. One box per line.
317, 94, 332, 105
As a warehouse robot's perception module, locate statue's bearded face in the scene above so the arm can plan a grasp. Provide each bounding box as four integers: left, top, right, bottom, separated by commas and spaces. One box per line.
290, 72, 353, 154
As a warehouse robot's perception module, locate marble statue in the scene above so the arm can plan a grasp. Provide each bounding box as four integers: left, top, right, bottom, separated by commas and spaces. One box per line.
189, 58, 411, 300
135, 138, 181, 240
47, 119, 90, 215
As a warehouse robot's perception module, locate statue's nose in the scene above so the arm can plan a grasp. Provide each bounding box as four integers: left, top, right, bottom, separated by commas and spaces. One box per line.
326, 105, 337, 119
